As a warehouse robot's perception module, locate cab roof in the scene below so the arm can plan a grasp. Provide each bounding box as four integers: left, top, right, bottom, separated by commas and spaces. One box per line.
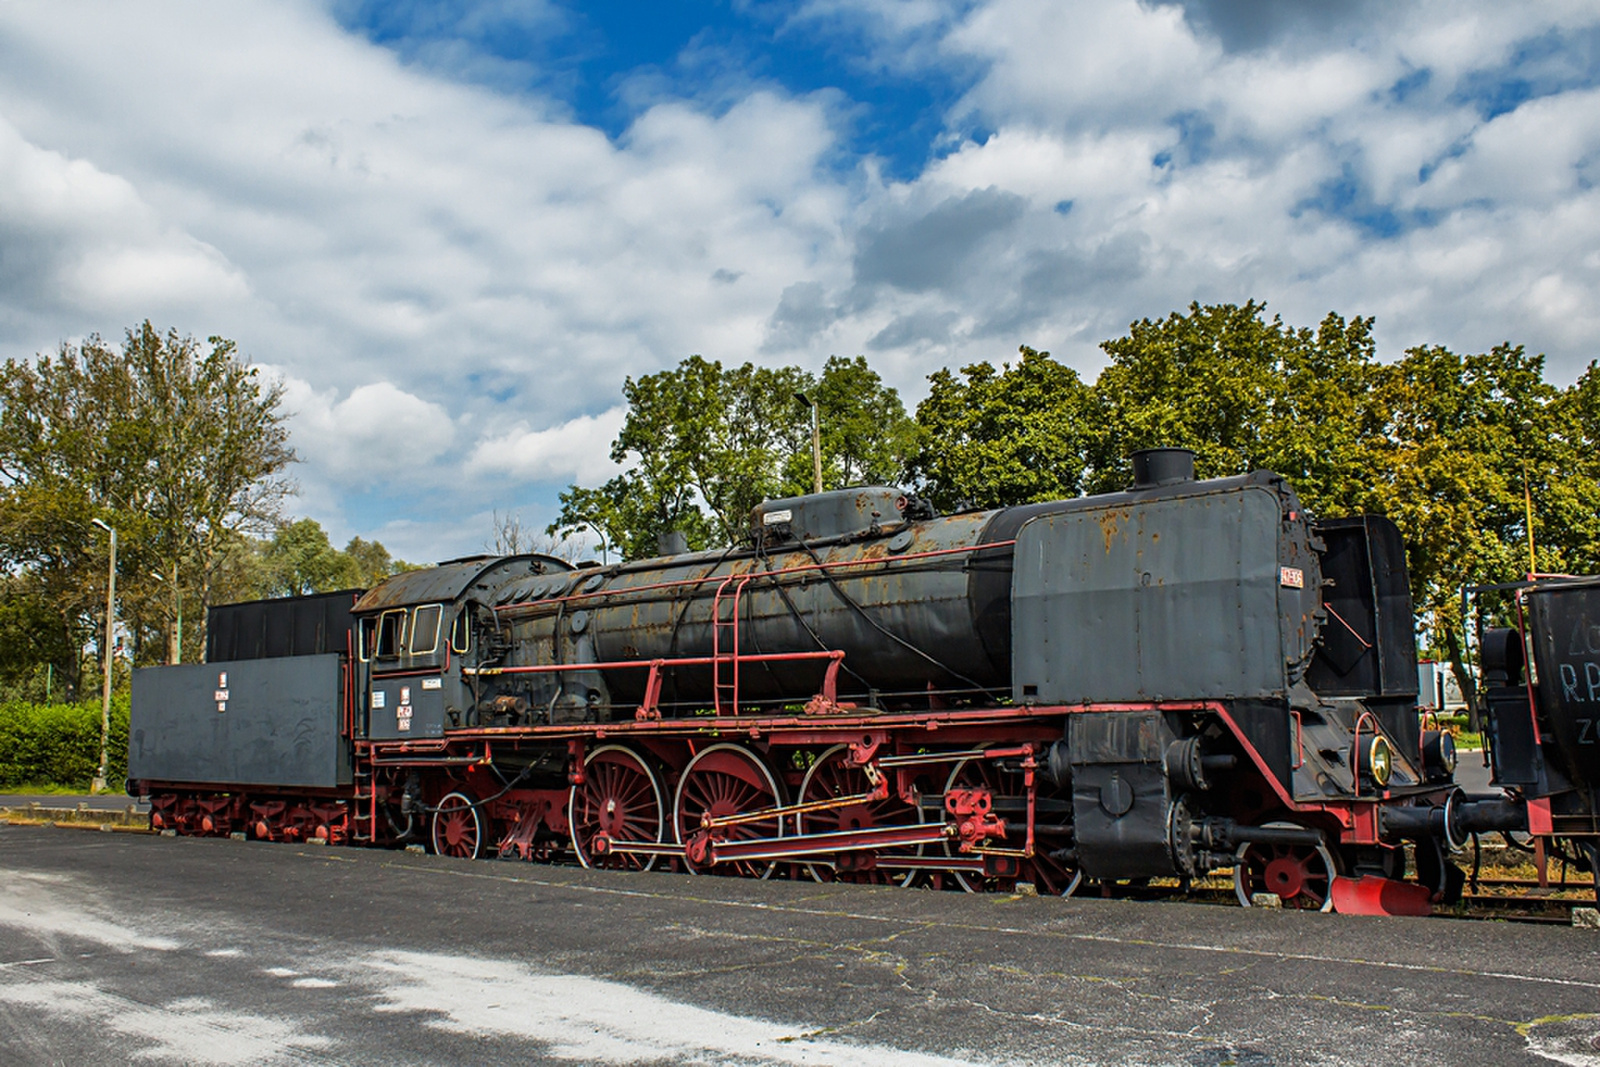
352, 554, 572, 614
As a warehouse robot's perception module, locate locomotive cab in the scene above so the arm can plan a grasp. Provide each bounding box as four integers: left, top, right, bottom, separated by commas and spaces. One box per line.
353, 553, 575, 738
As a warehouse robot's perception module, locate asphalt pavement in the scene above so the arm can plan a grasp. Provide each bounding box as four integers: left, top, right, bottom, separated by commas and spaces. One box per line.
0, 824, 1596, 1066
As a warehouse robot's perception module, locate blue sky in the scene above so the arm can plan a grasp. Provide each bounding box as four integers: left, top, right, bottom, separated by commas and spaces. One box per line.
1, 1, 1599, 562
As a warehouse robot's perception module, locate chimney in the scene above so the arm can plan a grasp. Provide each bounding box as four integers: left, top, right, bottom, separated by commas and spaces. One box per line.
1130, 448, 1196, 488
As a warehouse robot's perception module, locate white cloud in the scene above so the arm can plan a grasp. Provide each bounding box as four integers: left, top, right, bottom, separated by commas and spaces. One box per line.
1, 0, 1599, 559
467, 405, 626, 485
278, 375, 456, 481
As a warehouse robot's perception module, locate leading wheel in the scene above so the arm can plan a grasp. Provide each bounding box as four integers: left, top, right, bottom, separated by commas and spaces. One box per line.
796, 744, 919, 886
569, 745, 665, 872
431, 790, 484, 860
673, 743, 784, 879
1233, 822, 1336, 912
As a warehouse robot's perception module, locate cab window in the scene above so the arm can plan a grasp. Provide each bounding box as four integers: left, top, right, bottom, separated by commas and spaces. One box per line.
450, 609, 471, 654
375, 609, 406, 658
410, 604, 442, 656
357, 617, 376, 662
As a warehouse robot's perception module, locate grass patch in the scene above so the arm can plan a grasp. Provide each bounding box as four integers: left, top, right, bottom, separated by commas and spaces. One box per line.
0, 783, 98, 796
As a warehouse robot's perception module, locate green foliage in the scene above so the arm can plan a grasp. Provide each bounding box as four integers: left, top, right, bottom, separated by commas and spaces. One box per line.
1093, 303, 1381, 505
553, 354, 914, 559
0, 323, 295, 681
1359, 342, 1600, 709
783, 356, 918, 495
0, 698, 129, 790
259, 519, 358, 596
245, 520, 411, 599
908, 346, 1096, 510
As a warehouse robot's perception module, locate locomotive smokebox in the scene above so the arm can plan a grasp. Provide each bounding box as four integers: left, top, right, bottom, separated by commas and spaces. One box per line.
1131, 448, 1195, 488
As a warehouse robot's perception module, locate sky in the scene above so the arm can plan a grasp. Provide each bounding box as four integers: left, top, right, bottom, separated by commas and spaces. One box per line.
1, 1, 1598, 563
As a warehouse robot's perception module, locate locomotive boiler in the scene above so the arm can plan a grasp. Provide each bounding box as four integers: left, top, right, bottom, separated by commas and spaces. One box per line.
128, 449, 1483, 913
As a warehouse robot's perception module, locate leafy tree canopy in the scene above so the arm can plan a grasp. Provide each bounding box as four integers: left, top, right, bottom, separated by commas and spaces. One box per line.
552, 355, 914, 559
0, 323, 294, 690
909, 345, 1096, 511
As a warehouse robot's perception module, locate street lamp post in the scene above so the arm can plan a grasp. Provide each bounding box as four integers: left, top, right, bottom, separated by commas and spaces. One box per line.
90, 518, 116, 795
794, 392, 823, 495
151, 565, 181, 665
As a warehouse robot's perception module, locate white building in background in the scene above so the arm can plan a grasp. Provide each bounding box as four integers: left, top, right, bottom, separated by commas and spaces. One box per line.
1417, 660, 1467, 711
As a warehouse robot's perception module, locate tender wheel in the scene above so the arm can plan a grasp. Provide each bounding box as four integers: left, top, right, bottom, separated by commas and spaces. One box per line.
796, 744, 919, 886
569, 744, 665, 872
431, 790, 484, 860
940, 750, 1078, 894
673, 743, 784, 879
1233, 822, 1336, 912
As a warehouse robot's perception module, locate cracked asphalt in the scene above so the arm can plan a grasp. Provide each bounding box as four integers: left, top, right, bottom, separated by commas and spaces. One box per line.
1, 823, 1597, 1066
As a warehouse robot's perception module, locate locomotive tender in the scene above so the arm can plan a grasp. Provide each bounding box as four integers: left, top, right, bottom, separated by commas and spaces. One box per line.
128, 449, 1512, 913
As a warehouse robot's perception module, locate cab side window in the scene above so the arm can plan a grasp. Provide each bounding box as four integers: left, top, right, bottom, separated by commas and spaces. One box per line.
410, 604, 442, 656
375, 609, 406, 658
357, 617, 376, 662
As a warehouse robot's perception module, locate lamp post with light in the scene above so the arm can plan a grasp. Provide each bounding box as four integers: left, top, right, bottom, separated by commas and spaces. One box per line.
89, 518, 116, 795
794, 392, 823, 495
151, 564, 182, 665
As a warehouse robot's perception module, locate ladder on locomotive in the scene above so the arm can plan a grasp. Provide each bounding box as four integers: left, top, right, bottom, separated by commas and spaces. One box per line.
711, 573, 753, 714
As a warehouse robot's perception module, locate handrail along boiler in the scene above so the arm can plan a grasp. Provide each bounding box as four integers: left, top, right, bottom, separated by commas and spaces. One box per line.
128, 449, 1500, 913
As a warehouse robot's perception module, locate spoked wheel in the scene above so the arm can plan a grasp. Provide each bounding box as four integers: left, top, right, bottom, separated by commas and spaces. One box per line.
673, 743, 784, 879
569, 744, 665, 872
431, 790, 484, 860
1233, 822, 1337, 912
796, 744, 920, 886
940, 749, 1079, 894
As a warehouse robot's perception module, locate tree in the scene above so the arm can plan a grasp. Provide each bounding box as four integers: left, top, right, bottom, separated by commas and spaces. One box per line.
1361, 344, 1600, 718
487, 510, 590, 561
344, 536, 402, 587
260, 520, 355, 597
0, 323, 295, 683
552, 354, 915, 560
908, 346, 1098, 510
1092, 302, 1381, 504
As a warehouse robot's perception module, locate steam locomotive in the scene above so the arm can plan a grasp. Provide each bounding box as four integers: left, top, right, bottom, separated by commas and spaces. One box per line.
127, 449, 1545, 914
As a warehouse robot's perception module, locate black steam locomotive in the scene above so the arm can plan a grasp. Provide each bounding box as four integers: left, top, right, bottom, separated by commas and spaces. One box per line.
128, 449, 1525, 913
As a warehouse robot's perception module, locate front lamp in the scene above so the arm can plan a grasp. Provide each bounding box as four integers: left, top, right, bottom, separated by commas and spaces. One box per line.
1423, 729, 1457, 778
1358, 735, 1393, 787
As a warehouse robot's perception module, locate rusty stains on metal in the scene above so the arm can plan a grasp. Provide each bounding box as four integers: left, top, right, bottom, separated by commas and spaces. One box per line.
1097, 508, 1131, 554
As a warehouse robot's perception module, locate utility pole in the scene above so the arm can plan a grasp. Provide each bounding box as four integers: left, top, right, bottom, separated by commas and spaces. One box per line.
90, 518, 116, 795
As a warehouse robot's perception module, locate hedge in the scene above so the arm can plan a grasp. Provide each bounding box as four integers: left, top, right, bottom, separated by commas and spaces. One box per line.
0, 698, 130, 790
